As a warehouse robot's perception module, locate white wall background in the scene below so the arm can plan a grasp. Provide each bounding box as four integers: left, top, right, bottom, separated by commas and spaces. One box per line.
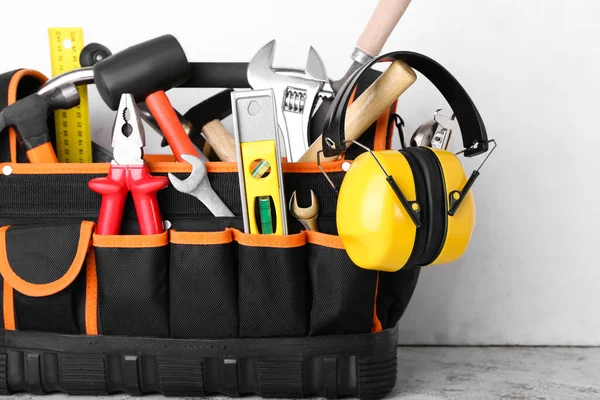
1, 0, 598, 345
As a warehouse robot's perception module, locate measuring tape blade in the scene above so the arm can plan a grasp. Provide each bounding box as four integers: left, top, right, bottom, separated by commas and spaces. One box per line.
48, 27, 93, 163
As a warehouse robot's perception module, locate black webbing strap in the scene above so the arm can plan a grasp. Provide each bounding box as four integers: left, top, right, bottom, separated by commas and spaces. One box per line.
0, 70, 19, 163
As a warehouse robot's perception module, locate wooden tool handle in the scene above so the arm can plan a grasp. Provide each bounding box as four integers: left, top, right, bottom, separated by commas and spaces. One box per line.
356, 0, 413, 57
202, 120, 237, 162
298, 60, 416, 163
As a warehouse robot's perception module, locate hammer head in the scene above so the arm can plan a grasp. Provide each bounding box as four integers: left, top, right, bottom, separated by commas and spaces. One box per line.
93, 34, 190, 110
42, 83, 80, 110
0, 84, 80, 151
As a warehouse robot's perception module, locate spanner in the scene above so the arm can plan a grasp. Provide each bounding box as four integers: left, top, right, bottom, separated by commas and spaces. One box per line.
247, 40, 332, 162
289, 190, 319, 232
168, 154, 235, 217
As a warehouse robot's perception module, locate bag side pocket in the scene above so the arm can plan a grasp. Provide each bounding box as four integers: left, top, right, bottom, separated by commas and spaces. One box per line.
0, 221, 94, 334
235, 229, 308, 338
169, 228, 238, 339
93, 232, 169, 338
306, 231, 379, 336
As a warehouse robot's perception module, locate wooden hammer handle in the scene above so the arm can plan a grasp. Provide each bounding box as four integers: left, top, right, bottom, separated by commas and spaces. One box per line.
202, 120, 237, 162
298, 60, 416, 163
356, 0, 413, 57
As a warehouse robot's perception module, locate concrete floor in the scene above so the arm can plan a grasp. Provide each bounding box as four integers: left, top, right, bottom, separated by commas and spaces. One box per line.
392, 346, 600, 399
1, 347, 599, 400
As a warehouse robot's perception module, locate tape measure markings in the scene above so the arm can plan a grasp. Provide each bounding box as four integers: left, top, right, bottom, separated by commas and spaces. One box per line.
48, 27, 93, 163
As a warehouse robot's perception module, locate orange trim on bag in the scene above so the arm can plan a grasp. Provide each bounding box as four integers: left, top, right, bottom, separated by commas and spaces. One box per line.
371, 272, 383, 333
85, 248, 98, 335
282, 160, 350, 173
373, 104, 391, 151
93, 231, 168, 248
0, 159, 348, 176
386, 100, 399, 150
170, 228, 233, 245
305, 231, 345, 250
3, 281, 15, 330
7, 69, 49, 163
0, 222, 94, 298
232, 229, 305, 248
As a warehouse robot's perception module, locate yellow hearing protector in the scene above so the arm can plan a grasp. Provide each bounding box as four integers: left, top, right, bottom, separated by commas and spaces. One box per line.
320, 51, 496, 273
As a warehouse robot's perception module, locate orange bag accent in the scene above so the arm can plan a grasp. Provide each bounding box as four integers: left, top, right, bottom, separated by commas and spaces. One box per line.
305, 231, 345, 250
232, 229, 305, 249
373, 103, 392, 151
93, 231, 169, 248
0, 163, 111, 175
0, 222, 94, 298
7, 69, 49, 163
0, 159, 348, 176
371, 272, 383, 333
386, 100, 399, 150
281, 160, 351, 173
170, 228, 233, 245
3, 281, 15, 330
85, 248, 98, 335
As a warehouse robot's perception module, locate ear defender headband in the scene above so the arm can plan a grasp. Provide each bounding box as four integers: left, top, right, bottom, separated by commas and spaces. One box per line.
319, 51, 496, 273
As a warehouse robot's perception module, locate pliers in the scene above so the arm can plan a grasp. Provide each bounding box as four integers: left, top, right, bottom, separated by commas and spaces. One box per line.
89, 93, 169, 235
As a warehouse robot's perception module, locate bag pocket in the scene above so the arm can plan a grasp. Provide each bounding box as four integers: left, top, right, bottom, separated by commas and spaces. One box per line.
169, 228, 238, 339
235, 229, 308, 338
306, 231, 379, 336
93, 231, 169, 338
0, 221, 94, 334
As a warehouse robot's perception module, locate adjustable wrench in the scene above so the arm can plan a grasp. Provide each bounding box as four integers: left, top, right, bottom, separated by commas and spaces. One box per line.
247, 40, 332, 162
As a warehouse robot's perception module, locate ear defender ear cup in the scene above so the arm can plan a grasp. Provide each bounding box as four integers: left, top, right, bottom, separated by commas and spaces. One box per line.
401, 147, 448, 267
426, 149, 476, 266
327, 51, 488, 272
336, 150, 418, 272
336, 146, 477, 272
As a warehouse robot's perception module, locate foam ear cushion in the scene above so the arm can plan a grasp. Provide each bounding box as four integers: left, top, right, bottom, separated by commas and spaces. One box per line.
400, 149, 428, 268
401, 147, 448, 266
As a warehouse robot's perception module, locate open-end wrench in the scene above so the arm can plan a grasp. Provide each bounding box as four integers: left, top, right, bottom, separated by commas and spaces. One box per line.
247, 40, 332, 162
168, 154, 234, 217
289, 190, 319, 232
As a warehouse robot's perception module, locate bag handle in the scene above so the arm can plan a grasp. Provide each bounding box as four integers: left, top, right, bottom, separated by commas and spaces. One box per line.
0, 69, 49, 163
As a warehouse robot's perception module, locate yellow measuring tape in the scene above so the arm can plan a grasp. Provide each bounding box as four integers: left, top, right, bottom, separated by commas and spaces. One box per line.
47, 27, 92, 163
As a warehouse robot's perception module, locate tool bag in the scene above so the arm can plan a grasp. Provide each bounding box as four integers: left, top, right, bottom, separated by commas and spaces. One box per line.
0, 66, 421, 399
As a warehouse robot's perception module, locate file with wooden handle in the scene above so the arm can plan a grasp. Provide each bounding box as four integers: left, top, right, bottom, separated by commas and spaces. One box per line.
331, 0, 413, 92
356, 0, 413, 59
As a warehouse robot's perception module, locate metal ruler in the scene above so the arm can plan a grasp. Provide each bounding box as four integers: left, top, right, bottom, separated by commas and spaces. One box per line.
48, 27, 92, 163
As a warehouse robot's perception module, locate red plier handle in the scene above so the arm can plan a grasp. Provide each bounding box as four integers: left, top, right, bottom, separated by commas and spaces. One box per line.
89, 165, 168, 235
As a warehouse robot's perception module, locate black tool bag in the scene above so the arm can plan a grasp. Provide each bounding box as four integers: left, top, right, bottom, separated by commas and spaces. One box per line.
0, 67, 421, 399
